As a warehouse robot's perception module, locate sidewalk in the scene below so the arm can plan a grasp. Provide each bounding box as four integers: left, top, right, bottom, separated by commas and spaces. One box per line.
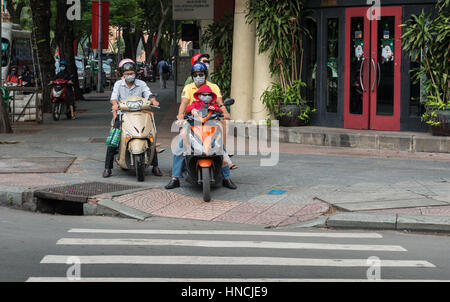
0, 79, 449, 233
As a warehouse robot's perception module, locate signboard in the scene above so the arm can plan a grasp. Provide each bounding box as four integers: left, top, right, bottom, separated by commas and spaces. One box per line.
173, 0, 214, 20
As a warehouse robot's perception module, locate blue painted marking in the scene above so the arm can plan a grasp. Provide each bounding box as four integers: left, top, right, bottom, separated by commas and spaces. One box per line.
267, 190, 287, 195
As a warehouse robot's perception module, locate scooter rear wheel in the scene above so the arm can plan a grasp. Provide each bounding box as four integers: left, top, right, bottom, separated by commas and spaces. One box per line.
202, 167, 211, 202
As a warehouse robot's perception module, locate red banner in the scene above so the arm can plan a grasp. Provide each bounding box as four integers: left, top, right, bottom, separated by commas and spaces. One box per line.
92, 1, 110, 50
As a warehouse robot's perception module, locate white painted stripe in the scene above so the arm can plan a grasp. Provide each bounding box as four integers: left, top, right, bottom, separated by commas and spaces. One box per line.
67, 229, 383, 239
41, 255, 435, 268
57, 238, 406, 252
26, 277, 449, 282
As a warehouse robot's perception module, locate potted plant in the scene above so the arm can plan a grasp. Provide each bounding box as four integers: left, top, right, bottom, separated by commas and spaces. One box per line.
401, 0, 450, 136
246, 0, 315, 126
261, 80, 314, 126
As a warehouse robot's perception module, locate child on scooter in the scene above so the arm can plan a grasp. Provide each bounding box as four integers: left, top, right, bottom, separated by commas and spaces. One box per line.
181, 84, 236, 169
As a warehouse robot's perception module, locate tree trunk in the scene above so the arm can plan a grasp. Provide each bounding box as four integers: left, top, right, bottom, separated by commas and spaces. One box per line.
0, 96, 12, 133
29, 0, 54, 113
123, 26, 141, 62
55, 0, 84, 101
142, 32, 154, 64
149, 2, 170, 58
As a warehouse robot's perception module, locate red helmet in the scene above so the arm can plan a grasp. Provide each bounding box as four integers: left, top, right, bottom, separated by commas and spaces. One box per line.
191, 53, 203, 66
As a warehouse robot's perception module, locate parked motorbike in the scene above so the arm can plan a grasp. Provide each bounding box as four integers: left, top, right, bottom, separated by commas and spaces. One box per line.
115, 95, 159, 182
49, 79, 73, 121
182, 98, 235, 202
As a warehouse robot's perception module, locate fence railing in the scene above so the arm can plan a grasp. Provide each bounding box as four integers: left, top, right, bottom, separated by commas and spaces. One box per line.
5, 87, 43, 124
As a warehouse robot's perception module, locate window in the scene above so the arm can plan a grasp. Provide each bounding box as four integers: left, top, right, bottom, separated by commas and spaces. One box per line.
326, 18, 339, 113
306, 18, 317, 110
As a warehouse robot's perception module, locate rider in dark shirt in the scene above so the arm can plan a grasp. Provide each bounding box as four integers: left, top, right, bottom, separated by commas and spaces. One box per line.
21, 65, 35, 87
54, 60, 75, 119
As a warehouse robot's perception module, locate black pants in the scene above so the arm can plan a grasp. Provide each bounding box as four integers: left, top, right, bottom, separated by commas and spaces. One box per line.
104, 117, 159, 169
104, 146, 158, 170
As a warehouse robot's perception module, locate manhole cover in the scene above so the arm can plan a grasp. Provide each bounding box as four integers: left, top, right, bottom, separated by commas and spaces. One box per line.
34, 182, 142, 203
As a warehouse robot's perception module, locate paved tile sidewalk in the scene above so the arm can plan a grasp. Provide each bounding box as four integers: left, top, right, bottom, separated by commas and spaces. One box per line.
112, 189, 330, 226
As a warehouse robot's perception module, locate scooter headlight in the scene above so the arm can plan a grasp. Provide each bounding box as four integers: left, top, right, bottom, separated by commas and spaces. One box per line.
126, 101, 143, 111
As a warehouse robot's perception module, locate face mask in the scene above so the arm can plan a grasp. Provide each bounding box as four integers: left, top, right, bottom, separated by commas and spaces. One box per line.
60, 66, 66, 71
193, 76, 206, 86
199, 95, 213, 104
125, 74, 136, 83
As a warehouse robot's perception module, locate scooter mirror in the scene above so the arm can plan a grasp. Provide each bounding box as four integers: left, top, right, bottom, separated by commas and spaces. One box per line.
223, 98, 235, 107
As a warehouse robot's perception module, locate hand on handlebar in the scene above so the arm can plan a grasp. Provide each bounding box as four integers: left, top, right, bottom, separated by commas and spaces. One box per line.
152, 101, 160, 107
222, 112, 231, 120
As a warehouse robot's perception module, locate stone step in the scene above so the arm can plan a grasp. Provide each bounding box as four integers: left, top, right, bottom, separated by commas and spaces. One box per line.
234, 124, 450, 154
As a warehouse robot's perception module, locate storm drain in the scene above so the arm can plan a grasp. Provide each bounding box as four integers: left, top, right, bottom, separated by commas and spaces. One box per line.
34, 182, 142, 215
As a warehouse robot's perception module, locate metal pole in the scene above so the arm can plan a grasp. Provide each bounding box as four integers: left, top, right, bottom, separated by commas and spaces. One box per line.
117, 27, 121, 64
97, 0, 104, 93
173, 20, 177, 102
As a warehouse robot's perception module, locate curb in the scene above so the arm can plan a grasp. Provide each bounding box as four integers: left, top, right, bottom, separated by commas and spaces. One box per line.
324, 212, 450, 233
2, 185, 450, 232
84, 198, 152, 221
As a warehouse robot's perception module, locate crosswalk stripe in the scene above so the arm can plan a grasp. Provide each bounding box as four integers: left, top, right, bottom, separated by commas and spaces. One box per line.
57, 238, 406, 251
41, 255, 435, 267
67, 229, 383, 238
26, 277, 450, 282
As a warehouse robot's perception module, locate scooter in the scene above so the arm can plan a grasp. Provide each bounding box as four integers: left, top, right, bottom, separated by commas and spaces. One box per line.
115, 95, 159, 182
49, 79, 72, 121
182, 98, 235, 202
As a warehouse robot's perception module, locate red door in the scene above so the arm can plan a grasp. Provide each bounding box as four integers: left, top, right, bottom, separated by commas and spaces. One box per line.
344, 6, 402, 130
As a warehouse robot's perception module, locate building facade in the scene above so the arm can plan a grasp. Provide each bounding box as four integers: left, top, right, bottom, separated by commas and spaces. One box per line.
229, 0, 439, 132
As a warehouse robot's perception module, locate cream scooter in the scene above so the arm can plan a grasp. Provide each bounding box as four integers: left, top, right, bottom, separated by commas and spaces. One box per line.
115, 95, 158, 182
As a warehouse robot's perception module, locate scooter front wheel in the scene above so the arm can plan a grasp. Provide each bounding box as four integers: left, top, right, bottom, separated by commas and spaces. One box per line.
52, 103, 61, 121
135, 153, 145, 182
202, 167, 211, 202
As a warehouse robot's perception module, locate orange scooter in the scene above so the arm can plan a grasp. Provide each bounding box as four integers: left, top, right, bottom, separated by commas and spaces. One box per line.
182, 98, 234, 202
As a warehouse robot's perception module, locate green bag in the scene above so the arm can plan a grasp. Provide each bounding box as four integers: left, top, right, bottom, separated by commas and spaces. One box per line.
106, 127, 121, 148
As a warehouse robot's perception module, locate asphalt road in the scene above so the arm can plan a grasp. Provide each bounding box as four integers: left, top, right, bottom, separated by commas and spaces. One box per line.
1, 206, 450, 283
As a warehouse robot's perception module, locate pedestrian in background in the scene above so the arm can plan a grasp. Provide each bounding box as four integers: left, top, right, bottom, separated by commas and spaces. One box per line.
158, 58, 170, 89
151, 56, 158, 83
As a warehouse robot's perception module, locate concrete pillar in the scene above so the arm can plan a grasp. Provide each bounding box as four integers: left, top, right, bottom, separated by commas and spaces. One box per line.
230, 0, 255, 121
252, 38, 272, 122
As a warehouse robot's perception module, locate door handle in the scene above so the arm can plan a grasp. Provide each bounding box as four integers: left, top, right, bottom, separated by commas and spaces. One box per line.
377, 62, 381, 88
371, 58, 376, 91
359, 58, 366, 92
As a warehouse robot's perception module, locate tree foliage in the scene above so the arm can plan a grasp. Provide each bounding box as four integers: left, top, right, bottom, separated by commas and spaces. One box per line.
201, 12, 234, 99
109, 0, 172, 62
401, 0, 450, 126
246, 0, 312, 92
245, 0, 315, 123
